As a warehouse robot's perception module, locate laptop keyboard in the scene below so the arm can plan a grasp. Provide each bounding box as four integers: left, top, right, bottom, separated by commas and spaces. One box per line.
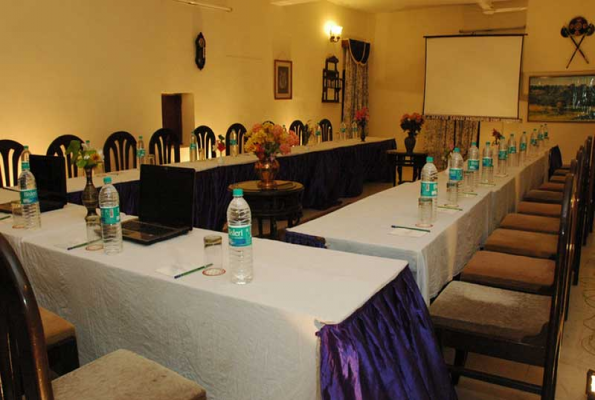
122, 220, 176, 236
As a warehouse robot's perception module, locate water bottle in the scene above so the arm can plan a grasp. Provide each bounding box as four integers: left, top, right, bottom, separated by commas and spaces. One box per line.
449, 147, 464, 192
230, 130, 239, 157
544, 124, 550, 148
496, 136, 508, 177
189, 133, 198, 161
529, 129, 537, 159
99, 177, 123, 255
340, 121, 347, 141
519, 131, 528, 165
316, 124, 322, 144
420, 157, 438, 222
481, 142, 494, 185
19, 148, 41, 229
137, 135, 146, 167
467, 142, 480, 187
351, 121, 358, 140
537, 125, 544, 153
228, 188, 253, 284
508, 134, 518, 168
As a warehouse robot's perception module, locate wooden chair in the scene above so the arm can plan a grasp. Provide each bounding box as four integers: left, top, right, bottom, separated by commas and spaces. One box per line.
103, 131, 137, 172
148, 128, 180, 165
289, 120, 305, 146
0, 233, 206, 400
430, 173, 574, 399
193, 125, 216, 159
0, 139, 24, 187
319, 118, 333, 142
46, 134, 84, 178
225, 123, 247, 156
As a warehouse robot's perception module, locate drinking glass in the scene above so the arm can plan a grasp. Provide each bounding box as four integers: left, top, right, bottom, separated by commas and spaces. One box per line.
11, 201, 24, 229
85, 214, 103, 251
145, 154, 156, 165
446, 181, 459, 207
416, 197, 433, 228
199, 148, 206, 161
462, 170, 475, 196
203, 235, 225, 276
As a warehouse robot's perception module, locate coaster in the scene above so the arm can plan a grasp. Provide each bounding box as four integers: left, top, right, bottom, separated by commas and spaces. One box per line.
203, 268, 226, 276
86, 243, 104, 251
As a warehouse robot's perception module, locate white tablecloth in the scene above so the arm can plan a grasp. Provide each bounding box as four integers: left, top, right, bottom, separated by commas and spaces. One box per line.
0, 203, 408, 400
288, 152, 549, 301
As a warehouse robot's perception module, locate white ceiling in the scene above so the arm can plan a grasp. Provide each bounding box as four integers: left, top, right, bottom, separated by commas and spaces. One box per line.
326, 0, 512, 13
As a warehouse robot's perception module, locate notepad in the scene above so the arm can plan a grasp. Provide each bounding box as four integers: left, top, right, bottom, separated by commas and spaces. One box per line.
390, 228, 428, 238
156, 264, 200, 278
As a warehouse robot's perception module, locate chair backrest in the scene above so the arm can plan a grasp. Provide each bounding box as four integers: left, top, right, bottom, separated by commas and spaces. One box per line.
148, 128, 181, 165
0, 140, 24, 188
319, 119, 333, 142
46, 134, 84, 178
548, 146, 563, 178
0, 233, 54, 400
193, 125, 216, 159
103, 131, 137, 172
263, 120, 275, 125
225, 123, 248, 156
588, 138, 595, 234
289, 120, 305, 146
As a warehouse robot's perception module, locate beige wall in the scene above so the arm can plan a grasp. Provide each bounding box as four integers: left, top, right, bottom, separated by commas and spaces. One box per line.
0, 0, 373, 154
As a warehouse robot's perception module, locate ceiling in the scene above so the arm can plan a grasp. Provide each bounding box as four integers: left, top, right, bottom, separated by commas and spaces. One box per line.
326, 0, 513, 13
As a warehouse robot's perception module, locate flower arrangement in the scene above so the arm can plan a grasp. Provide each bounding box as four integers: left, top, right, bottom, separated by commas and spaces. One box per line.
355, 107, 369, 126
492, 128, 503, 145
66, 140, 103, 169
244, 122, 299, 160
441, 142, 455, 164
305, 120, 318, 143
400, 112, 425, 135
216, 134, 226, 155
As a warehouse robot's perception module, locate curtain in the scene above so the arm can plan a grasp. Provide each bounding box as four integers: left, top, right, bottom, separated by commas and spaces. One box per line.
424, 120, 480, 170
343, 40, 370, 125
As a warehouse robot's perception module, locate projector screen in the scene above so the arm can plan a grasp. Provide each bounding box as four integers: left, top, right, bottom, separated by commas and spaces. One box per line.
423, 35, 524, 120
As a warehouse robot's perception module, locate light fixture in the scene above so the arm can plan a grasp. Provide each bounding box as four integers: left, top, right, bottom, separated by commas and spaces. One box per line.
587, 370, 595, 400
329, 25, 343, 43
172, 0, 232, 12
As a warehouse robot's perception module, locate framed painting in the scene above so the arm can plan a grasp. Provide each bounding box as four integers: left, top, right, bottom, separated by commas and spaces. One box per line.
528, 75, 595, 122
274, 60, 292, 100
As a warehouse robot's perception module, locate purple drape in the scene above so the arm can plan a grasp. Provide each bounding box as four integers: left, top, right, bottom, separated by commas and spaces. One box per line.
318, 267, 457, 400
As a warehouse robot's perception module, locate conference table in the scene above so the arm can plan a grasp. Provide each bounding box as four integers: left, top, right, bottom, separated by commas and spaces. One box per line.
0, 195, 455, 400
286, 151, 550, 302
66, 137, 396, 231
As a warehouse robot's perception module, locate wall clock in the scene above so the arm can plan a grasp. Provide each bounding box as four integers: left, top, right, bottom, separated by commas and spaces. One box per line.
195, 32, 206, 70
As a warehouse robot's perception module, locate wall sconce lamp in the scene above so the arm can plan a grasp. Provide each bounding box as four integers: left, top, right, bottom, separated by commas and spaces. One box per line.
587, 370, 595, 400
329, 25, 343, 43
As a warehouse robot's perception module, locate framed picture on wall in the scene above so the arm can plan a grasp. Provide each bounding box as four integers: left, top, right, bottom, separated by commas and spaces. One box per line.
528, 75, 595, 122
274, 60, 292, 100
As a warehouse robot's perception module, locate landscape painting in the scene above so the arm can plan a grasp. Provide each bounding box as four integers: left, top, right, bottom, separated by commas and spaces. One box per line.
528, 75, 595, 122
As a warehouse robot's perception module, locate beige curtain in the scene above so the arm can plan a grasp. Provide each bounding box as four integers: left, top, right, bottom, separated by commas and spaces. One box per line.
343, 40, 370, 126
424, 120, 479, 170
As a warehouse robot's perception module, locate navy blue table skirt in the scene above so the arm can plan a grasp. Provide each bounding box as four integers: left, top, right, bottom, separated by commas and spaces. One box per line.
68, 139, 396, 231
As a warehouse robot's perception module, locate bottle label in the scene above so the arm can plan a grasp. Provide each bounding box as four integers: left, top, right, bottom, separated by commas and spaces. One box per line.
520, 142, 527, 151
341, 128, 346, 133
230, 140, 238, 146
449, 168, 463, 181
137, 149, 146, 158
190, 143, 197, 150
509, 146, 517, 154
531, 139, 537, 145
20, 188, 38, 205
467, 159, 479, 171
498, 150, 508, 160
22, 161, 30, 170
228, 224, 252, 247
482, 157, 493, 167
101, 205, 121, 225
421, 181, 437, 197
538, 134, 544, 140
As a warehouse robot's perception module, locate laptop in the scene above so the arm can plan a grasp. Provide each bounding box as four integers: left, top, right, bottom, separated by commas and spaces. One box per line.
0, 154, 67, 213
121, 164, 195, 245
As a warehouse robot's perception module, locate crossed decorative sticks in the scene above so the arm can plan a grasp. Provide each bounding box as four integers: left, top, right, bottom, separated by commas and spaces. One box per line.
561, 16, 594, 69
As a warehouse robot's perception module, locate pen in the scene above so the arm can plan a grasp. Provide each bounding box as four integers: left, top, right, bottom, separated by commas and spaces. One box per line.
174, 263, 213, 279
391, 225, 431, 233
67, 239, 101, 251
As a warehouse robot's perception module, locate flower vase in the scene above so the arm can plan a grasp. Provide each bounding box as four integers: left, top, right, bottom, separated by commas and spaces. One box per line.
404, 131, 417, 153
360, 123, 366, 142
255, 156, 280, 189
81, 167, 99, 221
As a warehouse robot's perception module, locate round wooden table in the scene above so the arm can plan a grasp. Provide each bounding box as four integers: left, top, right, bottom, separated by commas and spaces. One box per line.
228, 180, 304, 239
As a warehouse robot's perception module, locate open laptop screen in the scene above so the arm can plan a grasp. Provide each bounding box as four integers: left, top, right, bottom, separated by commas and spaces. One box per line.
138, 164, 195, 228
29, 155, 67, 206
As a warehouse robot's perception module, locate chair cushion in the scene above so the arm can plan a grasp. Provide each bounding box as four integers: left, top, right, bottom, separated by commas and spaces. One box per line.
540, 182, 565, 192
461, 251, 555, 294
40, 307, 76, 347
560, 164, 570, 169
524, 190, 564, 204
430, 281, 550, 344
517, 202, 562, 218
499, 213, 560, 234
484, 229, 558, 259
551, 173, 567, 180
53, 350, 206, 400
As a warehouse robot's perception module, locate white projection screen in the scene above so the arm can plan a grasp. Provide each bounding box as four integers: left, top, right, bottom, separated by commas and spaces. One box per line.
423, 35, 524, 120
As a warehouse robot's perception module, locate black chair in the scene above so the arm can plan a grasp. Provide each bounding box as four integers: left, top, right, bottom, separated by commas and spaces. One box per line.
225, 123, 247, 156
549, 146, 563, 178
0, 140, 24, 188
319, 119, 333, 142
148, 128, 180, 165
46, 134, 84, 178
103, 131, 137, 172
289, 120, 305, 146
193, 125, 216, 159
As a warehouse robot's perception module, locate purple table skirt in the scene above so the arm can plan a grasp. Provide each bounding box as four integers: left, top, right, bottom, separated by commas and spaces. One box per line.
286, 232, 457, 400
68, 139, 396, 231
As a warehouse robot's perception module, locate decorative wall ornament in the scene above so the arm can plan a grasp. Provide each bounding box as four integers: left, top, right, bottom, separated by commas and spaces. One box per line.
274, 60, 292, 100
322, 56, 342, 103
560, 17, 594, 69
195, 32, 206, 70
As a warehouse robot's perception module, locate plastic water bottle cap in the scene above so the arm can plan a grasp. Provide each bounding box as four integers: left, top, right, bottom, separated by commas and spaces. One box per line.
454, 147, 460, 153
510, 134, 514, 137
427, 156, 434, 162
486, 141, 491, 145
104, 177, 112, 185
24, 145, 29, 150
233, 188, 243, 197
471, 142, 477, 146
139, 136, 143, 140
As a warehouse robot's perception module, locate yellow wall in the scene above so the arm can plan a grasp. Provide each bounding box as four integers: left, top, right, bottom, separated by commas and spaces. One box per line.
0, 0, 373, 154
